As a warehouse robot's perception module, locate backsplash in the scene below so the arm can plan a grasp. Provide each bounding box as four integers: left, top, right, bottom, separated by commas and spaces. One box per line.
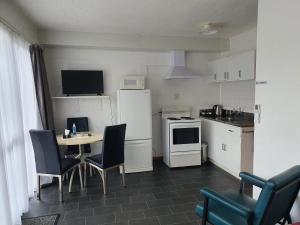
220, 80, 255, 113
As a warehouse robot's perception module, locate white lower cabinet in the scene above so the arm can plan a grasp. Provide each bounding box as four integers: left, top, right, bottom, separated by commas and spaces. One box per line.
201, 119, 254, 177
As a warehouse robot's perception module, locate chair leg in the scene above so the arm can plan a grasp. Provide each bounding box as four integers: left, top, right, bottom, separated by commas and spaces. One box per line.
202, 198, 208, 225
121, 164, 126, 187
59, 176, 63, 202
286, 214, 292, 224
100, 170, 107, 195
89, 165, 93, 176
84, 163, 87, 187
78, 164, 83, 190
37, 175, 41, 200
69, 167, 76, 192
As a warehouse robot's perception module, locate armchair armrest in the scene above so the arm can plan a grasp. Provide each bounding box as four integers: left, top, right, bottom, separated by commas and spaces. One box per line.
200, 187, 253, 218
239, 172, 266, 188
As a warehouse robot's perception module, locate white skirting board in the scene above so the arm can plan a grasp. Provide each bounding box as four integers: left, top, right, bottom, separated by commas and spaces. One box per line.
208, 158, 240, 178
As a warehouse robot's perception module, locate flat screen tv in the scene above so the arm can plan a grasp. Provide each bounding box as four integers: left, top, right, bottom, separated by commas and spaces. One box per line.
61, 70, 104, 95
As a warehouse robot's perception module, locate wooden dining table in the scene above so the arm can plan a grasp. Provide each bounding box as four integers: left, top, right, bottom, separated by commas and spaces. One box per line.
56, 132, 103, 187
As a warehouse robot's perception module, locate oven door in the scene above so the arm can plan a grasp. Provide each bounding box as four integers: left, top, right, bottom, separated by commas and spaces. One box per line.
169, 121, 201, 153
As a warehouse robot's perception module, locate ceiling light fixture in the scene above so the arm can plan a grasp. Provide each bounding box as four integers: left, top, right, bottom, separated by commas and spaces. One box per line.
198, 22, 224, 36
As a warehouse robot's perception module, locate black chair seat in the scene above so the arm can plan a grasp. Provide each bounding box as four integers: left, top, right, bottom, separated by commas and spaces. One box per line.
64, 148, 80, 155
64, 145, 91, 156
61, 158, 81, 174
85, 154, 103, 169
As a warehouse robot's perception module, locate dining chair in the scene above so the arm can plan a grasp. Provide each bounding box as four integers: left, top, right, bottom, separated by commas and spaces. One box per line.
29, 129, 83, 202
65, 117, 92, 156
85, 124, 126, 194
196, 165, 300, 225
65, 117, 93, 176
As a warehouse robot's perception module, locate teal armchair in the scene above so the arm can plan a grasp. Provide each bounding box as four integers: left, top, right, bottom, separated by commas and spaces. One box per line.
196, 166, 300, 225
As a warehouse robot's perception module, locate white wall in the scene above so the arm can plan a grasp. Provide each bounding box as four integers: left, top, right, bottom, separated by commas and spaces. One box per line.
44, 47, 219, 156
0, 0, 37, 43
219, 28, 257, 112
38, 30, 229, 52
220, 81, 255, 112
254, 0, 300, 220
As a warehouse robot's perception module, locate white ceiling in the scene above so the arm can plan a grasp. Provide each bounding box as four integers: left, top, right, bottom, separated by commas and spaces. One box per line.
12, 0, 257, 38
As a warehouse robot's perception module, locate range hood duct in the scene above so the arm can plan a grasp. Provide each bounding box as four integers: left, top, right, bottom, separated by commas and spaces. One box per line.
164, 51, 200, 79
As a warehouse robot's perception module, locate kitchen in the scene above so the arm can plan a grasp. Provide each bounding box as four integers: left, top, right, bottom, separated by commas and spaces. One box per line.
48, 27, 256, 179
5, 0, 300, 224
160, 48, 255, 178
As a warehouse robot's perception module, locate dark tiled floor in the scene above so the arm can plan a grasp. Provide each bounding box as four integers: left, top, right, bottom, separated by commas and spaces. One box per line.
23, 161, 247, 225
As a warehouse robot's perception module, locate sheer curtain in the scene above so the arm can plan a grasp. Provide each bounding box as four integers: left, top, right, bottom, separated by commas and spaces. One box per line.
0, 23, 42, 225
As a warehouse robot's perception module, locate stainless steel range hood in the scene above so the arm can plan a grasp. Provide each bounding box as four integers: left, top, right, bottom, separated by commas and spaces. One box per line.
164, 51, 200, 79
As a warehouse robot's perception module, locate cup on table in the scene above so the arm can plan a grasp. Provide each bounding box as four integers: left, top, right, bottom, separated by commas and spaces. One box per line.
63, 129, 71, 138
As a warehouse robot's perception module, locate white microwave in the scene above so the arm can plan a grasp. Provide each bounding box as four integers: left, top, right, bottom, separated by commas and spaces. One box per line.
120, 75, 145, 90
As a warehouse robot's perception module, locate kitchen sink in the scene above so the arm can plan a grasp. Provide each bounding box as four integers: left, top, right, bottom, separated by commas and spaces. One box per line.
215, 117, 243, 122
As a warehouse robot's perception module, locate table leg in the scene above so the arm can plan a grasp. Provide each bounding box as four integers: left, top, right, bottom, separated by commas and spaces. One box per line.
84, 162, 87, 187
78, 144, 85, 190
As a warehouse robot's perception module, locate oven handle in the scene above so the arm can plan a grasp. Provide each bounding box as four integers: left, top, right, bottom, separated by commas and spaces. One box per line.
169, 122, 201, 129
171, 150, 201, 155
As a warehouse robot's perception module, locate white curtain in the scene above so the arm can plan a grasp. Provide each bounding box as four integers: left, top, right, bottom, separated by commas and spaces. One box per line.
0, 23, 42, 225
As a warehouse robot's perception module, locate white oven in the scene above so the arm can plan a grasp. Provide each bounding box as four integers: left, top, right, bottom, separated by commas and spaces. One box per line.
169, 121, 202, 153
161, 105, 202, 168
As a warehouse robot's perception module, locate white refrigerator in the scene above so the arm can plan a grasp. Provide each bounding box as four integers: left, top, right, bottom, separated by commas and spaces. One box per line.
117, 89, 153, 173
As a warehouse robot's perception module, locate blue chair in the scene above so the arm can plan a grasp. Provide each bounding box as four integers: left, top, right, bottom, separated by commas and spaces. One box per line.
85, 124, 126, 194
29, 130, 83, 202
196, 166, 300, 225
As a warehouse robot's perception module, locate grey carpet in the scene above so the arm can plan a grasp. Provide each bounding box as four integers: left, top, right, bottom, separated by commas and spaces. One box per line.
22, 214, 59, 225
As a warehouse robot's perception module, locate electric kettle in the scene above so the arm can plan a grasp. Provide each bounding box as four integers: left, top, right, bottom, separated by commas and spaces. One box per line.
213, 105, 223, 117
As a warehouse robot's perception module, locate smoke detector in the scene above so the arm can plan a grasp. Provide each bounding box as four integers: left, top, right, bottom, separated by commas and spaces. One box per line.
198, 22, 224, 36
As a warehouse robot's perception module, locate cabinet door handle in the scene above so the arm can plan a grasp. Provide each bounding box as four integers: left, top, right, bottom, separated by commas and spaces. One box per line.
228, 130, 234, 132
242, 130, 254, 134
221, 144, 227, 151
224, 72, 226, 79
214, 74, 217, 80
239, 70, 242, 79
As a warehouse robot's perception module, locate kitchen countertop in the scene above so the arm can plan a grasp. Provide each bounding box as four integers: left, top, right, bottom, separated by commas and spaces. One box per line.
200, 113, 254, 128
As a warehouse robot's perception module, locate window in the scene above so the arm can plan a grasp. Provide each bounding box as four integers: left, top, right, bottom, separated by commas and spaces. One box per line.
0, 23, 42, 225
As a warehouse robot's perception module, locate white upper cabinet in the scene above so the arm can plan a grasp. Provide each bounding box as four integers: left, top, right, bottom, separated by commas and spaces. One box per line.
237, 50, 256, 80
209, 59, 219, 81
208, 50, 256, 82
209, 58, 227, 82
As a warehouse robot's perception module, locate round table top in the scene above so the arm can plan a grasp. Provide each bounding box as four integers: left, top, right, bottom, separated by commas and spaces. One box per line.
56, 132, 103, 146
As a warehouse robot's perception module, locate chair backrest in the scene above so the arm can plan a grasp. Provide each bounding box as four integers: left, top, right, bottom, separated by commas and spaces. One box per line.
67, 117, 89, 132
29, 130, 62, 175
254, 166, 300, 225
67, 117, 90, 152
101, 124, 126, 169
